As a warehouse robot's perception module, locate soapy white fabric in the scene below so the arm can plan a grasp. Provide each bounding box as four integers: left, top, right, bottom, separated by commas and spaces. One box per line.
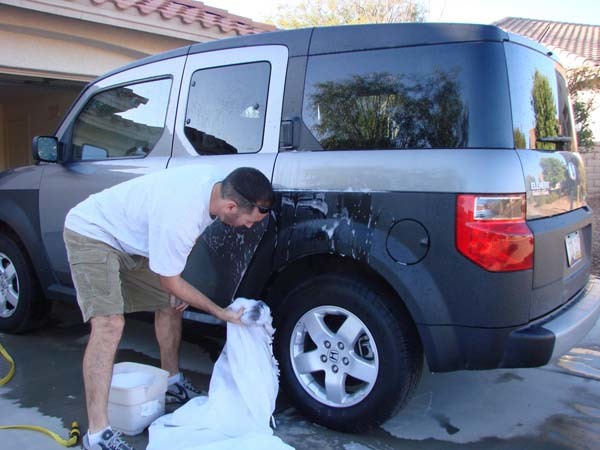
148, 298, 294, 450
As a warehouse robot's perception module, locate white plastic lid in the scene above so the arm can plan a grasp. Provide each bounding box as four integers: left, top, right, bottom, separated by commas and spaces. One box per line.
111, 372, 154, 389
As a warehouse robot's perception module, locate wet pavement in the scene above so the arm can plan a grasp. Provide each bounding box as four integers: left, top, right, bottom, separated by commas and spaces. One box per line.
2, 301, 600, 450
1, 199, 600, 450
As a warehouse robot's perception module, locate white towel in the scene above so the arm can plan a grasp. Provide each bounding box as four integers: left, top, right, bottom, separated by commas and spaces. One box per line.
147, 298, 294, 450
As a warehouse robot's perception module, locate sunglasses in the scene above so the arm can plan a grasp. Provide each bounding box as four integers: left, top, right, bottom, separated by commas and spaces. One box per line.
249, 202, 271, 215
233, 187, 271, 214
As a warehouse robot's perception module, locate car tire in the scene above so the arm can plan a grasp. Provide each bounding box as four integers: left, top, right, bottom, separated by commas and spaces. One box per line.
274, 273, 423, 432
0, 234, 47, 333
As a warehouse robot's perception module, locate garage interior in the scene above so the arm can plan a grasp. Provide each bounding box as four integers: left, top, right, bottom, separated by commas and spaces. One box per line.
0, 75, 84, 171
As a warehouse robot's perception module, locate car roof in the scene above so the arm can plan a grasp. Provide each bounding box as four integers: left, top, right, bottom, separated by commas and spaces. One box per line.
96, 23, 528, 83
188, 23, 509, 57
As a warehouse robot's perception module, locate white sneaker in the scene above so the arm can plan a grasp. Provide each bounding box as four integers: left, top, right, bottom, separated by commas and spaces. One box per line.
166, 376, 204, 404
82, 429, 134, 450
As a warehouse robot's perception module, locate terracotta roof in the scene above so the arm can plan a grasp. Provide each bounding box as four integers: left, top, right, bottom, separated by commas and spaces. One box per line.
494, 17, 600, 66
90, 0, 277, 35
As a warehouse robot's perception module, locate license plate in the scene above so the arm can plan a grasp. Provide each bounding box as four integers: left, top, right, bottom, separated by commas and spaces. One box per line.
565, 231, 582, 267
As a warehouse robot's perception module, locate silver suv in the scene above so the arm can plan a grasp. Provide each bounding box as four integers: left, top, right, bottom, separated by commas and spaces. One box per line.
1, 23, 599, 432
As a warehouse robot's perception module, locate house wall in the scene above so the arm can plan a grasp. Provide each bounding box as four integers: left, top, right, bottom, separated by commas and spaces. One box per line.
0, 0, 245, 171
577, 89, 600, 147
0, 4, 198, 81
582, 144, 600, 199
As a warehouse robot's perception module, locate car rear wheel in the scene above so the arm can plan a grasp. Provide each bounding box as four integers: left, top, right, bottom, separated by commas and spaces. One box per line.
274, 274, 423, 432
0, 234, 47, 333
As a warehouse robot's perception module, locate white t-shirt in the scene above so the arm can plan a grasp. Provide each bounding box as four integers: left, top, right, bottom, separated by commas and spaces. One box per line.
65, 165, 221, 277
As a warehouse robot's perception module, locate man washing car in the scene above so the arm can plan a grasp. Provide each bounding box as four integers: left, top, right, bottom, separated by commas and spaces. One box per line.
63, 166, 275, 450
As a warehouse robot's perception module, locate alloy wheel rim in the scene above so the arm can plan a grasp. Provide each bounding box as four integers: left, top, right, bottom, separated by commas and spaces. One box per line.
290, 305, 379, 408
0, 252, 19, 318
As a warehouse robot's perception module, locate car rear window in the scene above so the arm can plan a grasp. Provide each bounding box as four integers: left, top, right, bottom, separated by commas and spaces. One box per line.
302, 42, 513, 151
505, 42, 576, 152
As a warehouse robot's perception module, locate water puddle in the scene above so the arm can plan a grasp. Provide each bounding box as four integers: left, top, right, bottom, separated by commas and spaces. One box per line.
556, 345, 600, 380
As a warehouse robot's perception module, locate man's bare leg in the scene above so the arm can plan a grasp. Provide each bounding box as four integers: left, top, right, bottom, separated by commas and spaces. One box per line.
83, 314, 125, 432
155, 306, 182, 376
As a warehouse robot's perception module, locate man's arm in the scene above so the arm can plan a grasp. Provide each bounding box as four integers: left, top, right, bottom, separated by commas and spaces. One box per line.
159, 274, 243, 323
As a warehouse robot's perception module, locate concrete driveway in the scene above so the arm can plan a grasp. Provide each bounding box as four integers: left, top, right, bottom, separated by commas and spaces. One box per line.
1, 197, 599, 450
1, 298, 599, 450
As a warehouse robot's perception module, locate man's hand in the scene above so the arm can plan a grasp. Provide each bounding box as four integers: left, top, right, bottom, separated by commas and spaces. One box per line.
169, 294, 183, 308
176, 302, 190, 312
160, 275, 242, 322
170, 294, 189, 313
217, 306, 244, 324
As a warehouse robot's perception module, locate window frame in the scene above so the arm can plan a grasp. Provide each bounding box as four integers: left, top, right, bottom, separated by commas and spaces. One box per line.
173, 45, 289, 158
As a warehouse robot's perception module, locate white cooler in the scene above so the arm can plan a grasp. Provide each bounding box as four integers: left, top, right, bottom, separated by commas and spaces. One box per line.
108, 362, 169, 435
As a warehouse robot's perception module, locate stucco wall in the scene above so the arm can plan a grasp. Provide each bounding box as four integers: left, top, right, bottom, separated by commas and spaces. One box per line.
582, 144, 600, 199
0, 4, 197, 81
0, 0, 248, 171
577, 89, 600, 146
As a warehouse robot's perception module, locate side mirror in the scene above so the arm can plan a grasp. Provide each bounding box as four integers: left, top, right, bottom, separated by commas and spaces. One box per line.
32, 136, 59, 163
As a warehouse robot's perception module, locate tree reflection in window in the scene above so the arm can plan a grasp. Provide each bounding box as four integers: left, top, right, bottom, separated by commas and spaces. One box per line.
540, 156, 566, 188
308, 69, 469, 150
514, 129, 527, 149
531, 70, 560, 150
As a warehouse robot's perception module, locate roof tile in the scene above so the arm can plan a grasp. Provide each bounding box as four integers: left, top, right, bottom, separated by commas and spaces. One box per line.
92, 0, 275, 35
495, 17, 599, 66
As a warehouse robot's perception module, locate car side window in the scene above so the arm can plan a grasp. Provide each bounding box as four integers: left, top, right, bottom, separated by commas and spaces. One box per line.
302, 43, 512, 150
71, 78, 172, 160
184, 62, 270, 155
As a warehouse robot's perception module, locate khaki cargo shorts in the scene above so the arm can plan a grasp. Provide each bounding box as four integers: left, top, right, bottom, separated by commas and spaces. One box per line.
63, 228, 170, 322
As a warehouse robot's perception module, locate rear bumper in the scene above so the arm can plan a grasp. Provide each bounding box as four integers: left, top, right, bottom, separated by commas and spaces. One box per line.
500, 275, 600, 367
419, 276, 600, 372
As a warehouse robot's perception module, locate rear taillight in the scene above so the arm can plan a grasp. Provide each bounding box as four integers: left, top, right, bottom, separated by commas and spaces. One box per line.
456, 194, 533, 272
